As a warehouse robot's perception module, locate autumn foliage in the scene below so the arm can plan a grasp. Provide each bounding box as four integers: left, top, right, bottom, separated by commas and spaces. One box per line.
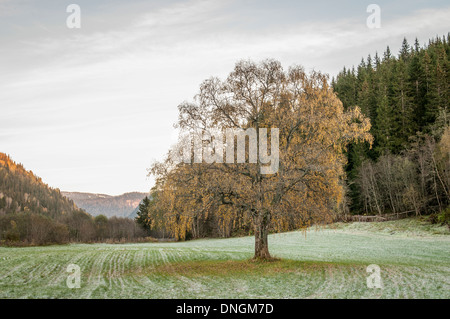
149, 59, 372, 259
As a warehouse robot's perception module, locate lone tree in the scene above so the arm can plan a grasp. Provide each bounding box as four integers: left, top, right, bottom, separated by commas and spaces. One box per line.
150, 59, 372, 259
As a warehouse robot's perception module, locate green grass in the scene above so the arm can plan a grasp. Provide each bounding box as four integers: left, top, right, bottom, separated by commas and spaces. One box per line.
0, 218, 449, 299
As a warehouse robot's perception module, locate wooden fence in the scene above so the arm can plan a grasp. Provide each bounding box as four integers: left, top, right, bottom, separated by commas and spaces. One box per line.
344, 211, 416, 222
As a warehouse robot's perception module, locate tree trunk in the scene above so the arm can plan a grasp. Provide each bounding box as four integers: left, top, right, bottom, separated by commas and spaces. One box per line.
253, 212, 271, 259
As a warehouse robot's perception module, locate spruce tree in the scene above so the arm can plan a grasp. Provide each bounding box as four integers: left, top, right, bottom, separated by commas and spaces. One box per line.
135, 196, 151, 230
399, 37, 411, 61
408, 50, 427, 130
390, 57, 414, 150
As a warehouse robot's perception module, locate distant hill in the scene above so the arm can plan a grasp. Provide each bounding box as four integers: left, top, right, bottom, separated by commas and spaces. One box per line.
127, 204, 140, 219
62, 191, 148, 218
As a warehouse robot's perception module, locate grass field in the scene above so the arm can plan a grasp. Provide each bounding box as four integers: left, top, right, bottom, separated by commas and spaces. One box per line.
0, 218, 449, 299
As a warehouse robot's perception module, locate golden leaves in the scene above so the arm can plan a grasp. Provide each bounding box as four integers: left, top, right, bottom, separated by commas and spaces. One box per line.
149, 60, 373, 239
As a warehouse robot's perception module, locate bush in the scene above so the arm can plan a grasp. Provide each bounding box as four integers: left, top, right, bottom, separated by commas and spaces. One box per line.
428, 213, 439, 224
4, 229, 20, 242
437, 206, 450, 226
145, 236, 158, 243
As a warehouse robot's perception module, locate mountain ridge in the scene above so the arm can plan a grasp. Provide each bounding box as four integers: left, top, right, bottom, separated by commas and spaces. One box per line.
62, 191, 148, 218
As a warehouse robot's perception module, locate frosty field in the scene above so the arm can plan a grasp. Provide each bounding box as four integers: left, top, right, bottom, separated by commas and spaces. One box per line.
0, 218, 449, 299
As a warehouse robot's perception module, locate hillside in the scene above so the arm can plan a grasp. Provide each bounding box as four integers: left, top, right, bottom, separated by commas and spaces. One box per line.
127, 204, 140, 219
0, 153, 148, 245
0, 153, 85, 218
62, 191, 148, 218
0, 152, 95, 244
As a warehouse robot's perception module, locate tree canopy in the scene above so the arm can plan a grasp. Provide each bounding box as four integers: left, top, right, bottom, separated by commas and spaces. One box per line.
149, 59, 372, 259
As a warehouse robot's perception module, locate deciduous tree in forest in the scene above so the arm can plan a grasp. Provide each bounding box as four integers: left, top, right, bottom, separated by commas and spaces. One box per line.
150, 59, 372, 259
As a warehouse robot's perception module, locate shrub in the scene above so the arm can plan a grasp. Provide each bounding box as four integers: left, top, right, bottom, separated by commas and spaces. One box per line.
437, 206, 450, 226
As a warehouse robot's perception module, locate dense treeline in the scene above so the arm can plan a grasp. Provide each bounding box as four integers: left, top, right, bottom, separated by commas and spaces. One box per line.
0, 212, 149, 246
332, 35, 449, 215
0, 153, 148, 245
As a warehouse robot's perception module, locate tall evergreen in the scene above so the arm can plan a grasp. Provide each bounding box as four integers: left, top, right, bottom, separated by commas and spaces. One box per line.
399, 37, 410, 61
390, 57, 415, 149
135, 196, 151, 230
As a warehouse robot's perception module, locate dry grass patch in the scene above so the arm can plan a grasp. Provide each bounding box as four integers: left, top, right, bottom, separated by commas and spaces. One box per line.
142, 258, 359, 278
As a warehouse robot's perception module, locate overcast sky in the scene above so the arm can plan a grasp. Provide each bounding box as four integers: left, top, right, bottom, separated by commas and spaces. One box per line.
1, 0, 449, 195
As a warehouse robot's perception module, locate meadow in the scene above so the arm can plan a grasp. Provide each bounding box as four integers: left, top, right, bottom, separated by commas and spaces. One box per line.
0, 218, 448, 299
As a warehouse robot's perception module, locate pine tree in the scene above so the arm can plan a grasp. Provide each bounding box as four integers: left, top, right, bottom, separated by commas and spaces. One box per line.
375, 92, 395, 153
135, 196, 151, 230
399, 37, 411, 61
407, 48, 430, 136
414, 38, 420, 53
333, 67, 358, 109
383, 46, 392, 62
435, 47, 448, 116
390, 57, 415, 150
374, 52, 381, 70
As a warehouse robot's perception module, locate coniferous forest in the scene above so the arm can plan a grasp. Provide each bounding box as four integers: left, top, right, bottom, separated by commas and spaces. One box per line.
332, 35, 449, 217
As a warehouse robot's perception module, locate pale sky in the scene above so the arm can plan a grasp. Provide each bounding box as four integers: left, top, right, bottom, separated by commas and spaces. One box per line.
1, 0, 449, 195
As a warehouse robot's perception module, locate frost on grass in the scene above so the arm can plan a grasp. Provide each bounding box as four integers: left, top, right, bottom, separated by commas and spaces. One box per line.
0, 218, 448, 298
